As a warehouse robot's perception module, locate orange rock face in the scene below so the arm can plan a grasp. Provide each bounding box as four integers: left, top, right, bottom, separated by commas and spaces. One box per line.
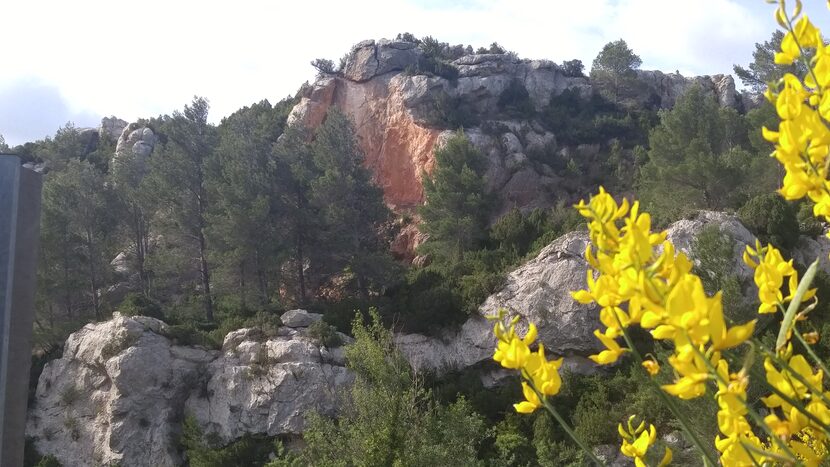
289, 75, 440, 210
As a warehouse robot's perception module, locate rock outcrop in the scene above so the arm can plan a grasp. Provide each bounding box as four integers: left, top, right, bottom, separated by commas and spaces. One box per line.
184, 321, 352, 444
286, 38, 741, 216
27, 312, 352, 467
99, 116, 128, 141
111, 123, 158, 184
34, 210, 820, 465
395, 210, 764, 376
27, 315, 217, 467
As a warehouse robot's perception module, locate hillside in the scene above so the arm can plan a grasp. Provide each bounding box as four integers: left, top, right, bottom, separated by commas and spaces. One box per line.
17, 32, 807, 466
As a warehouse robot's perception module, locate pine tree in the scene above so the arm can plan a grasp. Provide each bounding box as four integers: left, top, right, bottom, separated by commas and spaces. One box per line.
39, 159, 118, 321
272, 125, 320, 306
309, 109, 397, 298
149, 97, 219, 322
210, 99, 293, 308
638, 84, 750, 222
590, 39, 642, 105
418, 131, 489, 266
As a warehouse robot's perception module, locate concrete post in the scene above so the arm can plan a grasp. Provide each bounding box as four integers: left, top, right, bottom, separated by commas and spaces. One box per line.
0, 156, 42, 466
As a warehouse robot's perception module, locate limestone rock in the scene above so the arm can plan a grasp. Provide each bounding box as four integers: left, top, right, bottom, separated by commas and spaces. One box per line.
111, 122, 157, 185
791, 234, 830, 271
27, 316, 216, 467
27, 315, 353, 466
665, 211, 757, 285
394, 211, 769, 376
395, 231, 604, 374
280, 309, 323, 328
184, 331, 352, 443
98, 116, 128, 141
342, 39, 422, 82
634, 70, 740, 109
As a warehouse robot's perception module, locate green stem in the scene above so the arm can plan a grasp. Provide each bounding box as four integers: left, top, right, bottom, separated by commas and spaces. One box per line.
759, 373, 830, 437
615, 322, 719, 466
533, 383, 606, 466
792, 324, 830, 379
777, 259, 819, 351
755, 339, 830, 411
686, 342, 801, 464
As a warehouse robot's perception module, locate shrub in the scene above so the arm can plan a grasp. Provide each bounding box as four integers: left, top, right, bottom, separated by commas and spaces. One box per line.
738, 192, 799, 251
307, 320, 343, 348
164, 325, 220, 349
797, 200, 824, 237
180, 414, 284, 467
35, 456, 61, 467
498, 79, 534, 117
561, 59, 585, 77
116, 293, 164, 321
419, 91, 476, 129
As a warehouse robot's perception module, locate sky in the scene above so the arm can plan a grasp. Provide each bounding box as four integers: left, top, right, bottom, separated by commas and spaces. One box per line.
0, 0, 820, 146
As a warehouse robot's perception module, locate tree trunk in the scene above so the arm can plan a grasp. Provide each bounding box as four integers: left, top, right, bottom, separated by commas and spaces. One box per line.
132, 207, 149, 296
296, 232, 306, 306
239, 260, 247, 310
62, 232, 72, 319
86, 229, 100, 320
197, 228, 214, 322
255, 250, 268, 307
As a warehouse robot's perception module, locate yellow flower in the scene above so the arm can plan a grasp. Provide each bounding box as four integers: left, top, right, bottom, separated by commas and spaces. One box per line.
618, 416, 660, 467
513, 381, 542, 414
493, 323, 537, 370
589, 329, 627, 365
642, 358, 660, 376
524, 344, 564, 397
661, 346, 712, 400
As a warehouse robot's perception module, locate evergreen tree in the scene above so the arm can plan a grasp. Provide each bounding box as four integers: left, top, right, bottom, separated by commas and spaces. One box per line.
301, 311, 485, 466
272, 125, 320, 306
310, 109, 398, 299
638, 84, 750, 222
111, 134, 154, 297
149, 97, 219, 322
39, 159, 118, 321
734, 30, 809, 93
419, 131, 489, 265
210, 99, 294, 308
590, 39, 642, 104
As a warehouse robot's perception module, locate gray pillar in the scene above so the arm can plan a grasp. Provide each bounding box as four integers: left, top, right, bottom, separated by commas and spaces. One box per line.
0, 156, 42, 466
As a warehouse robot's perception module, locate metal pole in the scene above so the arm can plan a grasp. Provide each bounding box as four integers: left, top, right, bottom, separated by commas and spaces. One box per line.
0, 155, 42, 466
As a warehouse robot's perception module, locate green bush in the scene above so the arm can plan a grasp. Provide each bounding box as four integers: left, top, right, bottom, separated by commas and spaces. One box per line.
35, 456, 61, 467
498, 79, 534, 117
116, 293, 164, 321
797, 200, 824, 237
180, 414, 285, 467
738, 192, 799, 251
691, 225, 754, 323
307, 320, 343, 348
164, 325, 220, 349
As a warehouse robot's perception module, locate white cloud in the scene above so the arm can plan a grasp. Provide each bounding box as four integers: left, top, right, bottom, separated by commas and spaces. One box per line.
0, 0, 791, 144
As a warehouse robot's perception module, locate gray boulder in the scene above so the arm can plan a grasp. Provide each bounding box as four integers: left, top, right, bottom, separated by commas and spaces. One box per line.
342, 39, 422, 82
396, 230, 604, 374
27, 314, 352, 466
26, 315, 216, 467
280, 309, 323, 328
184, 328, 352, 443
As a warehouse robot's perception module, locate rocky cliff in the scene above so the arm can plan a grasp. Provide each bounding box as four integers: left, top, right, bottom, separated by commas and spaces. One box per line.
27, 310, 351, 467
287, 38, 744, 216
29, 211, 813, 466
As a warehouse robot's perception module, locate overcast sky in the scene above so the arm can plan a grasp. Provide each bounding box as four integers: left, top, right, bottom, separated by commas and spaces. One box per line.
0, 0, 819, 146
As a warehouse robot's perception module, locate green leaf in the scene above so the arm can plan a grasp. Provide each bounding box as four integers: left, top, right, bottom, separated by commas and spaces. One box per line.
777, 257, 819, 351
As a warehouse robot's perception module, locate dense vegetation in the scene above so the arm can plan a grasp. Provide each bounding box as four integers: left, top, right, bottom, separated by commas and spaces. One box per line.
17, 30, 830, 466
